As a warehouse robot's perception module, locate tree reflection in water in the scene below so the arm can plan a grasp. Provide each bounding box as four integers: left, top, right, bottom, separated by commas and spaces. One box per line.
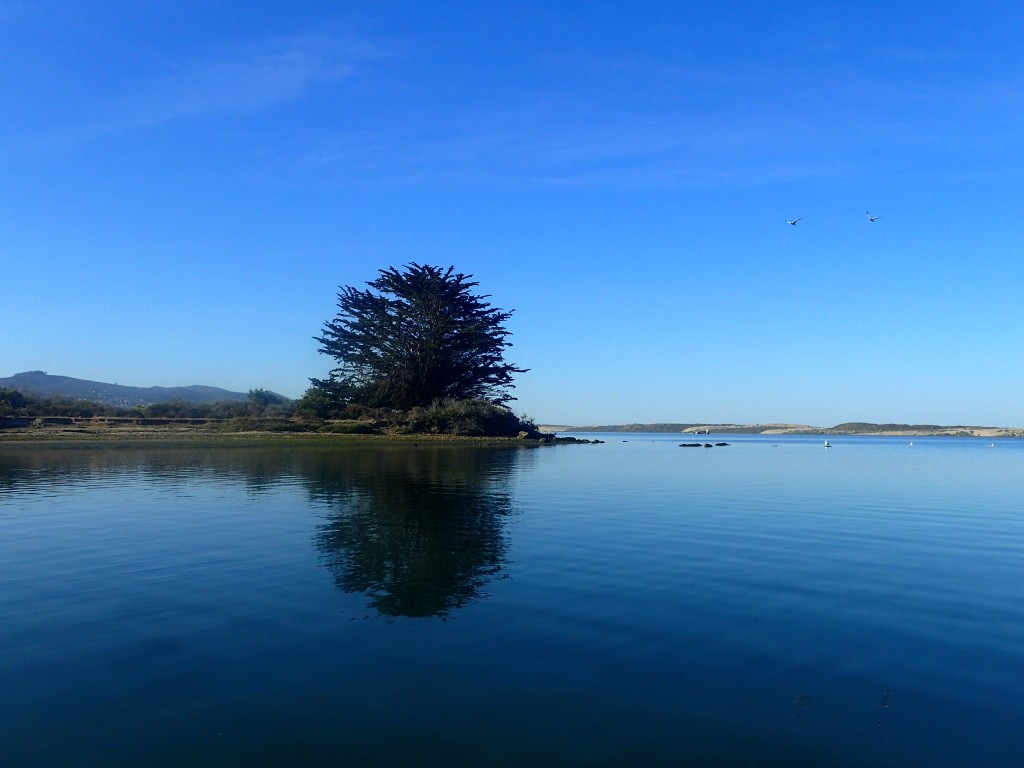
306, 445, 528, 618
0, 442, 533, 619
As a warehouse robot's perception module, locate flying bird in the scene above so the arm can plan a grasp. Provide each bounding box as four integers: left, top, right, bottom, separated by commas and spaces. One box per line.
785, 218, 801, 226
866, 212, 882, 222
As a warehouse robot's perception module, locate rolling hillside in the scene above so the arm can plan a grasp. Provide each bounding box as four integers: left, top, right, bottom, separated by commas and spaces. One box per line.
0, 371, 260, 406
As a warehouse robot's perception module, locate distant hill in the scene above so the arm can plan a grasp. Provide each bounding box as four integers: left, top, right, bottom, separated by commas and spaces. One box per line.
0, 371, 269, 407
565, 423, 701, 433
566, 423, 796, 434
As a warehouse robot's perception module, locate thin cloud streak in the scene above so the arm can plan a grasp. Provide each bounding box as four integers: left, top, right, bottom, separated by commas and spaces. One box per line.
31, 33, 381, 149
289, 99, 939, 191
291, 49, 1024, 191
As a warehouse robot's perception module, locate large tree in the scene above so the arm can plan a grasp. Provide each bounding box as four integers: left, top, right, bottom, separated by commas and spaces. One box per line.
313, 264, 527, 409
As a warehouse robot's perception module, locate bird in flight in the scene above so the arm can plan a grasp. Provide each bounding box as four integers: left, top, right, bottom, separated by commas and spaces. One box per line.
785, 218, 801, 226
866, 212, 882, 222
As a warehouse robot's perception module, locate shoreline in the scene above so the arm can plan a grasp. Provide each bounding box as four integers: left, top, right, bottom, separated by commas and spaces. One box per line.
0, 419, 591, 445
5, 418, 1021, 443
541, 423, 1024, 438
0, 421, 494, 444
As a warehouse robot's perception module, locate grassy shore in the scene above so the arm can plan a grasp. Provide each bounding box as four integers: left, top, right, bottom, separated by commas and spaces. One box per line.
0, 417, 584, 445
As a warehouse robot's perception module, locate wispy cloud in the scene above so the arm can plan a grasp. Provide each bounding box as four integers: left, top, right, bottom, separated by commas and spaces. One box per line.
868, 45, 962, 65
293, 94, 875, 190
38, 33, 381, 147
292, 47, 1024, 192
128, 34, 375, 124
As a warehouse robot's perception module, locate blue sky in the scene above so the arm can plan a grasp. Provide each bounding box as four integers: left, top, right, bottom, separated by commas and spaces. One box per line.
3, 1, 1023, 426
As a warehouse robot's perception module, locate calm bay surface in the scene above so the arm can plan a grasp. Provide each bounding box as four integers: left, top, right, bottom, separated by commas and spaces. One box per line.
2, 434, 1023, 766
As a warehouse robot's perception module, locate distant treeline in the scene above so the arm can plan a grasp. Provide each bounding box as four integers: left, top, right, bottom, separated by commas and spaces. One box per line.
0, 387, 289, 420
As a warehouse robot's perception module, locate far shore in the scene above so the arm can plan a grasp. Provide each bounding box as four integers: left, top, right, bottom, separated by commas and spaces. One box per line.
541, 423, 1024, 438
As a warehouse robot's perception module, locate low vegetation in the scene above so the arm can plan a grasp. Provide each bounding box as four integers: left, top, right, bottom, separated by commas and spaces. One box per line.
1, 387, 540, 439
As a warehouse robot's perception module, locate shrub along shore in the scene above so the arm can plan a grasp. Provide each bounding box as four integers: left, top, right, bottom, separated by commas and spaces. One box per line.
0, 389, 546, 439
0, 406, 603, 445
0, 418, 541, 443
0, 418, 592, 444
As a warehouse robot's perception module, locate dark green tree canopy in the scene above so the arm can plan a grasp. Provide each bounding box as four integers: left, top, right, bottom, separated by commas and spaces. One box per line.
314, 264, 527, 409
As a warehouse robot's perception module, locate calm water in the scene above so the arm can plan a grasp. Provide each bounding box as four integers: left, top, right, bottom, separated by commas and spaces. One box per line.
2, 434, 1023, 766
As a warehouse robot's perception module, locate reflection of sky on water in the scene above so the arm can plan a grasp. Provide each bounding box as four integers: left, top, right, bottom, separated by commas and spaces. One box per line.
4, 438, 1024, 766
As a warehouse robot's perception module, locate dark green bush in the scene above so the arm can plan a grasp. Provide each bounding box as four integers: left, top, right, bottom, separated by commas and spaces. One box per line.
418, 399, 536, 437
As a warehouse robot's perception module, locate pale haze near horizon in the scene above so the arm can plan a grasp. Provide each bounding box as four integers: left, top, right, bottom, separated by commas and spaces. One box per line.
2, 2, 1022, 427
